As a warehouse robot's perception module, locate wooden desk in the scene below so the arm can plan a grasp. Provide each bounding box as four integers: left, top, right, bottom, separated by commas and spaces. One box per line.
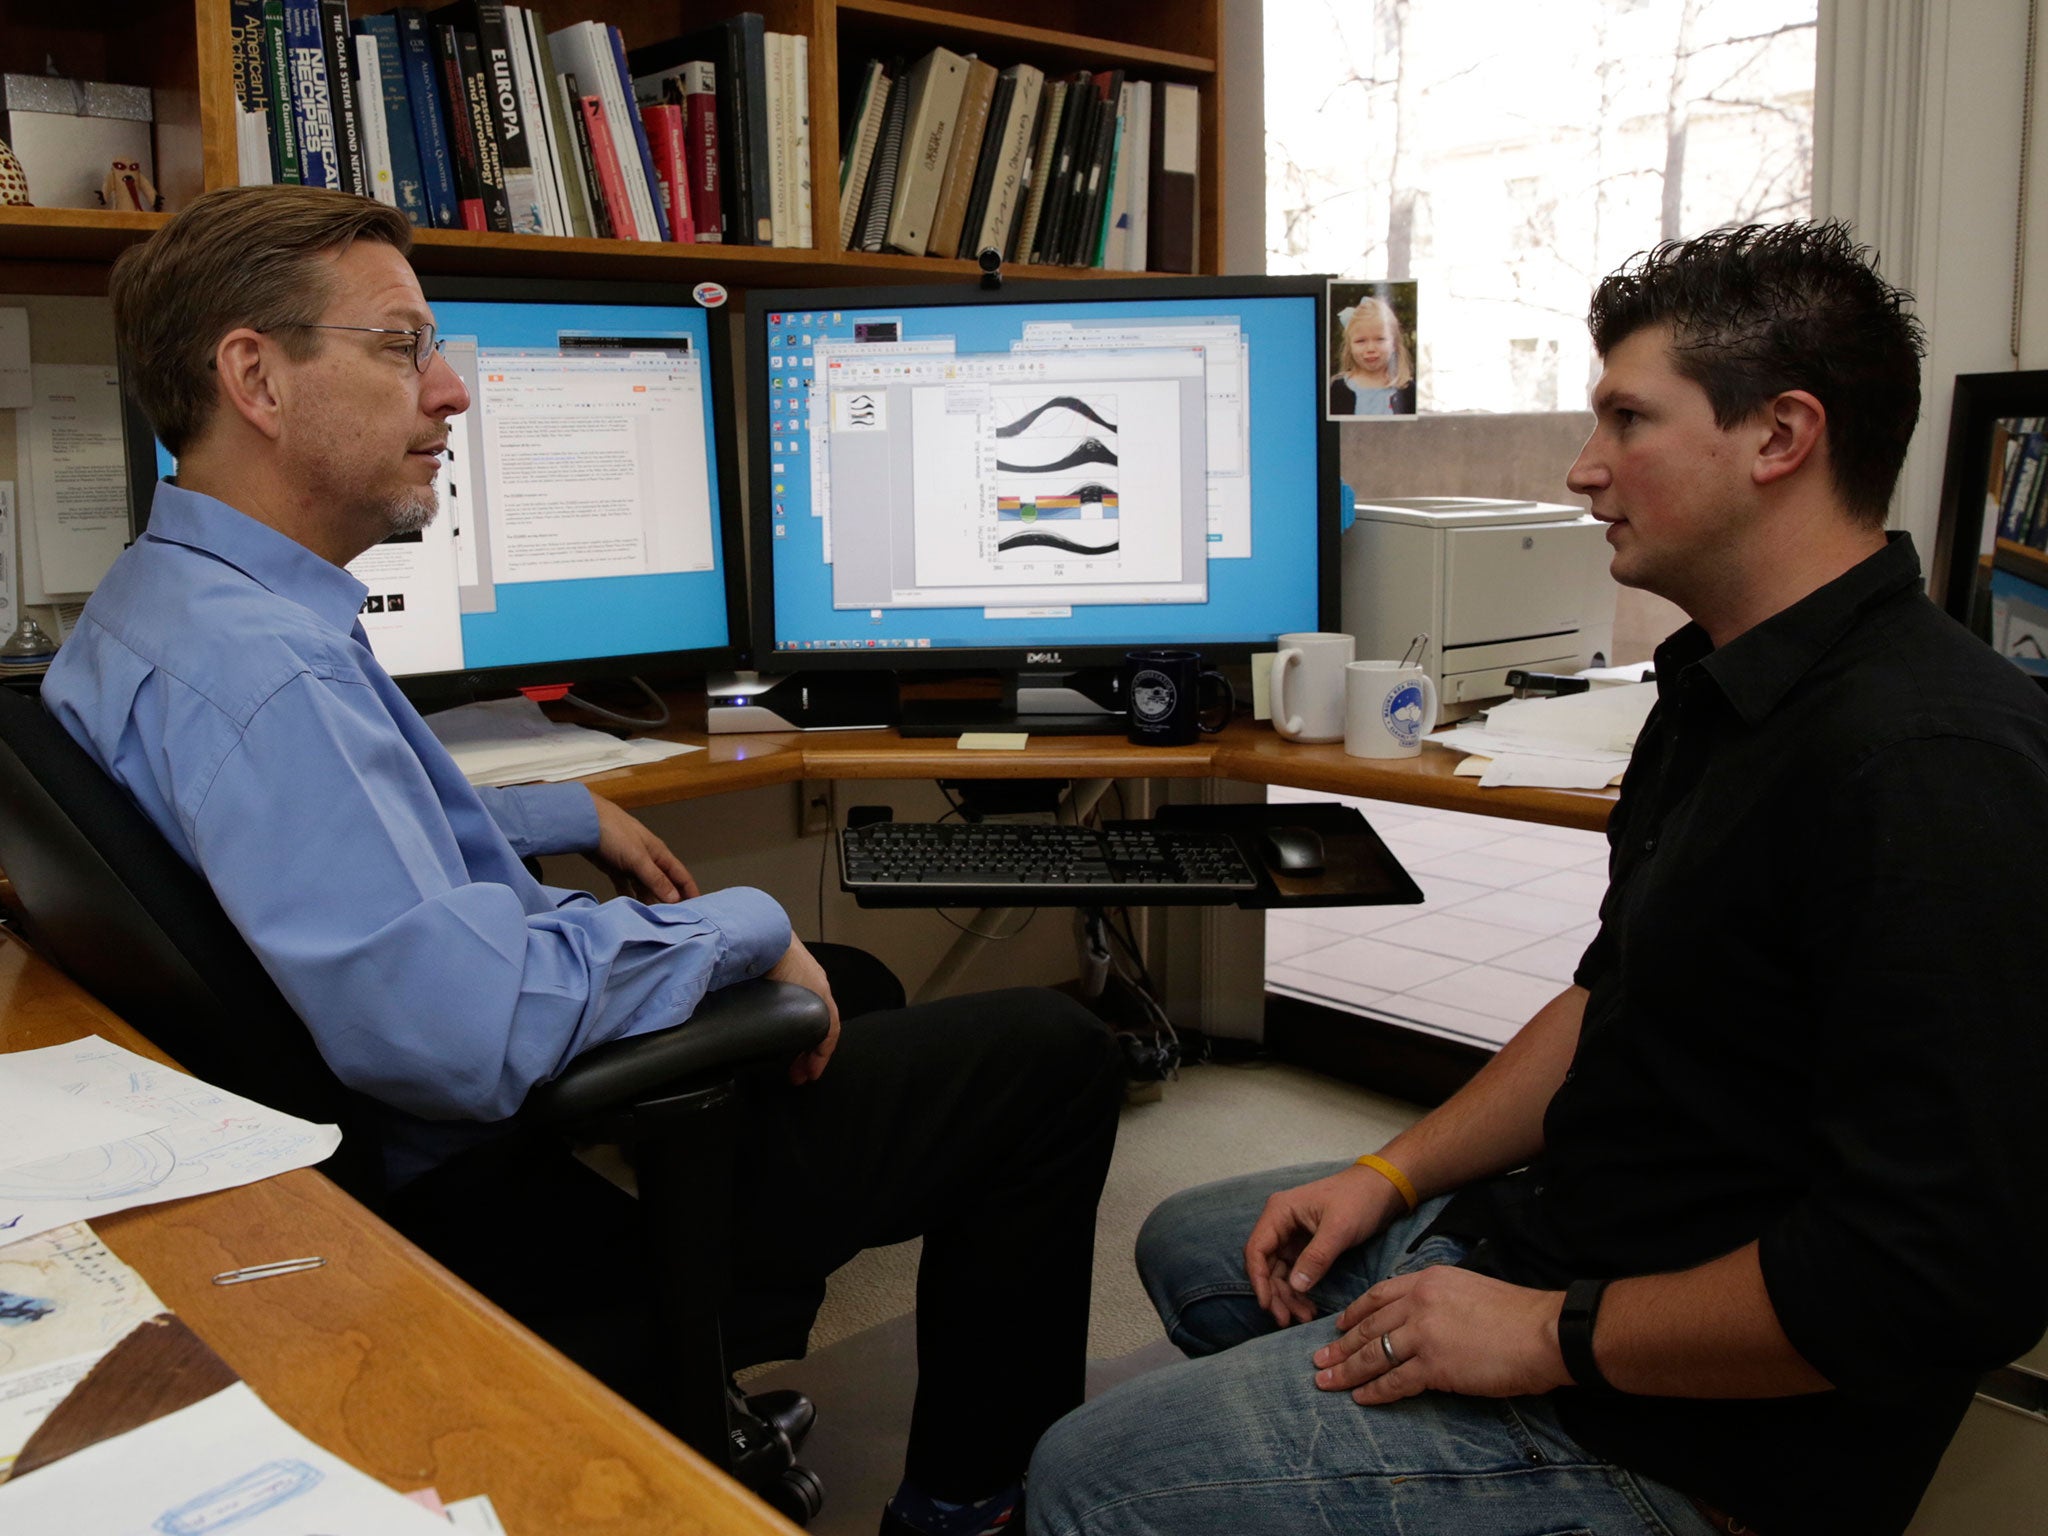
579, 719, 1618, 834
0, 930, 796, 1536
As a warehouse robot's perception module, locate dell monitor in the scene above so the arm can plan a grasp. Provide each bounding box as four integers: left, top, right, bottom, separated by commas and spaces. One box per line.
744, 274, 1337, 733
125, 276, 746, 708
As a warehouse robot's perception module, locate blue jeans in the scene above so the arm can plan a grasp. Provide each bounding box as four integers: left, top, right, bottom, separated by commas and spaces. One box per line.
1027, 1163, 1715, 1536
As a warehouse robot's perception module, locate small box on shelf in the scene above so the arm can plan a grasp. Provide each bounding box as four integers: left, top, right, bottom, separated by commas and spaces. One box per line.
0, 75, 156, 212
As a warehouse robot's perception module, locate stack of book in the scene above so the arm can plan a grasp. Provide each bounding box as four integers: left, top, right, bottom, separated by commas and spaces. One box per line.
226, 3, 814, 247
838, 47, 1198, 272
1991, 417, 2048, 552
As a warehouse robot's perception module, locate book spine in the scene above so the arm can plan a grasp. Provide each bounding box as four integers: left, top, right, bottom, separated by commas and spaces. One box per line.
979, 68, 1042, 260
793, 34, 812, 249
733, 15, 772, 245
231, 0, 276, 183
550, 65, 598, 237
1126, 81, 1151, 271
1094, 89, 1128, 268
353, 33, 398, 206
642, 102, 694, 241
1014, 81, 1064, 265
473, 3, 542, 233
578, 92, 633, 241
929, 59, 995, 259
857, 57, 912, 253
954, 72, 1010, 260
1149, 81, 1199, 273
763, 31, 788, 246
395, 11, 459, 227
504, 6, 565, 235
682, 62, 723, 243
607, 25, 670, 241
530, 19, 592, 238
359, 18, 429, 224
319, 0, 366, 196
838, 61, 884, 245
432, 23, 488, 229
282, 0, 337, 190
263, 2, 304, 184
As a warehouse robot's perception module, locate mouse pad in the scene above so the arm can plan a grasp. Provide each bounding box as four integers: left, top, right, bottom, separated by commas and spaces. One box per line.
1152, 802, 1425, 910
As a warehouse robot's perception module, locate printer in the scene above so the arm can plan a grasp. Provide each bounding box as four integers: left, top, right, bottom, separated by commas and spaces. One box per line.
1342, 497, 1617, 714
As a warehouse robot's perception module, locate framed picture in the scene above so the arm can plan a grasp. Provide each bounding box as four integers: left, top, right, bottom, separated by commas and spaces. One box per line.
1931, 369, 2048, 632
1326, 279, 1419, 420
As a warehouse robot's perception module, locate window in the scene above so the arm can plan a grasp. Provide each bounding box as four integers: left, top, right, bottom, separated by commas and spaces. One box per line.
1266, 0, 1816, 412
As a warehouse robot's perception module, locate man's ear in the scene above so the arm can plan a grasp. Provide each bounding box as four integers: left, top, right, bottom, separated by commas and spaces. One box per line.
213, 327, 286, 441
1752, 389, 1825, 489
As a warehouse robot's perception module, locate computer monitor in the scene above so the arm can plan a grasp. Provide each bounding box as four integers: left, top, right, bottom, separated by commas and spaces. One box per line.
744, 275, 1337, 732
124, 276, 747, 707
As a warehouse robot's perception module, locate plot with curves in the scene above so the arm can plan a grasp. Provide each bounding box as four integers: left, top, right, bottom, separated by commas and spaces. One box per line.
996, 530, 1121, 556
996, 482, 1120, 521
995, 436, 1120, 475
994, 394, 1119, 438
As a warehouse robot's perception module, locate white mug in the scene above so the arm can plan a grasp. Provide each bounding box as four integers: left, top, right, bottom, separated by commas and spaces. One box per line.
1269, 632, 1354, 742
1345, 660, 1440, 759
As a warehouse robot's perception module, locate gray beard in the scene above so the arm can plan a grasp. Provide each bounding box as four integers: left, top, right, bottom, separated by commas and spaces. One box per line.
381, 485, 439, 537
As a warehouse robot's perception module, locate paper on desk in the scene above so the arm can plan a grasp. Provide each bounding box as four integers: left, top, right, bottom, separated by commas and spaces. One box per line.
0, 1223, 168, 1479
426, 695, 701, 786
0, 1037, 341, 1245
0, 1380, 450, 1532
0, 1075, 169, 1174
1429, 682, 1654, 790
1472, 754, 1626, 790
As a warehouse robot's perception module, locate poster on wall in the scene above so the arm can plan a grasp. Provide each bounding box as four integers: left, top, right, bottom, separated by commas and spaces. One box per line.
1326, 279, 1419, 421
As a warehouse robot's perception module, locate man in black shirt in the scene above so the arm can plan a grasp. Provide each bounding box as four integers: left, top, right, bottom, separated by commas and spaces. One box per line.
1027, 222, 2048, 1536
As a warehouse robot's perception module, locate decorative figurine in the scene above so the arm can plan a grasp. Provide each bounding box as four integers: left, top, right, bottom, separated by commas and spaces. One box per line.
0, 138, 30, 206
99, 158, 158, 212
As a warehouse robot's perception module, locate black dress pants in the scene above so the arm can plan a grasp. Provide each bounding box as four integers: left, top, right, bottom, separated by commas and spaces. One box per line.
392, 948, 1123, 1498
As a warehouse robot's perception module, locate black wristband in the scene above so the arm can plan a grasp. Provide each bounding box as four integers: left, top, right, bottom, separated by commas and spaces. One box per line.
1558, 1277, 1614, 1391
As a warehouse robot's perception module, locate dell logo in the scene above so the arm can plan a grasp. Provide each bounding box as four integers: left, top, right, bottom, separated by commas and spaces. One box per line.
1027, 651, 1063, 664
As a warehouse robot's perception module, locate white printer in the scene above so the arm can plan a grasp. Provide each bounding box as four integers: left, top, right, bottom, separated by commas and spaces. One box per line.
1342, 497, 1618, 713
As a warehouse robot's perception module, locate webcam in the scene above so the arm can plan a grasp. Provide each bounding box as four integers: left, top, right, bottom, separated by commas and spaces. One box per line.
978, 247, 1003, 290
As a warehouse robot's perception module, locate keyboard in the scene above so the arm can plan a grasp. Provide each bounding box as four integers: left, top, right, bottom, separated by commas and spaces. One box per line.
839, 820, 1262, 907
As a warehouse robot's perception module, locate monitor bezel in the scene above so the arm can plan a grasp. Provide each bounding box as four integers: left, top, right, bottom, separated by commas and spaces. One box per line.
743, 273, 1339, 674
124, 273, 751, 706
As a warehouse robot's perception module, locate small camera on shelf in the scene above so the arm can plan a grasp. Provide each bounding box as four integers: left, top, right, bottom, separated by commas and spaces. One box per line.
978, 247, 1003, 290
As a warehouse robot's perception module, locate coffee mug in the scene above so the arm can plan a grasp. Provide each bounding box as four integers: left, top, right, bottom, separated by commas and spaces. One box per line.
1345, 660, 1439, 759
1269, 631, 1355, 743
1125, 650, 1236, 746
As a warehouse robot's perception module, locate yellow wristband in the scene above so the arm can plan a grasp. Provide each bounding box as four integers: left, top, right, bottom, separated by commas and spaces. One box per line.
1353, 1153, 1419, 1212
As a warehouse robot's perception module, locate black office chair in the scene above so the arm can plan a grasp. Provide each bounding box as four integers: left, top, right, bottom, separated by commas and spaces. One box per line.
0, 685, 831, 1522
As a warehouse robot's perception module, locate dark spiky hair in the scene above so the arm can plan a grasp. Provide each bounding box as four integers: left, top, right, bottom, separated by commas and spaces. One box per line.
1588, 221, 1924, 526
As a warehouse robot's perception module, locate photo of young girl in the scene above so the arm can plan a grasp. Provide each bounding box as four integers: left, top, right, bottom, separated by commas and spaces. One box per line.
1327, 281, 1418, 418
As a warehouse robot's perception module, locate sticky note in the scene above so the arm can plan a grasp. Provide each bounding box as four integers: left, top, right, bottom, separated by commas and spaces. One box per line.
1250, 652, 1276, 720
957, 732, 1028, 750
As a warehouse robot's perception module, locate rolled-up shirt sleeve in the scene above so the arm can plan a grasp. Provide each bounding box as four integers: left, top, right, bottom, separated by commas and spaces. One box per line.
1757, 734, 2048, 1391
479, 782, 601, 857
187, 673, 791, 1124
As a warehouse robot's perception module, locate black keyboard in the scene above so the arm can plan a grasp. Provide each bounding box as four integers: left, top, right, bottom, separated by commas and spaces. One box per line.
839, 820, 1262, 906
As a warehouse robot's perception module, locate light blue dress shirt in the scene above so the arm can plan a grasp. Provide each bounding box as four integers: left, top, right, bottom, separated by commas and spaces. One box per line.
43, 483, 790, 1174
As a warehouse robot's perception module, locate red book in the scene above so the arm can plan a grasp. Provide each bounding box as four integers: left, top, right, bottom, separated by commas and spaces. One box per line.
680, 60, 724, 244
641, 103, 696, 243
578, 95, 637, 241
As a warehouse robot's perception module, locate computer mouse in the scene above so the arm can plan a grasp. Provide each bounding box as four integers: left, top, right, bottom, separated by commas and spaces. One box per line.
1258, 825, 1326, 877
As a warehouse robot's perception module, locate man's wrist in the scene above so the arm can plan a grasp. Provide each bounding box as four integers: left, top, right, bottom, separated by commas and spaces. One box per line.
1556, 1277, 1616, 1392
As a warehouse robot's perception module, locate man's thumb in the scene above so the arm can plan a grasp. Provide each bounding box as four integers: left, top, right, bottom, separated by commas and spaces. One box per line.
1289, 1232, 1341, 1293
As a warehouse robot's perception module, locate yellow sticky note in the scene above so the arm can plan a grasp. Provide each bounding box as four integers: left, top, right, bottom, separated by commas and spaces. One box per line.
957, 732, 1029, 751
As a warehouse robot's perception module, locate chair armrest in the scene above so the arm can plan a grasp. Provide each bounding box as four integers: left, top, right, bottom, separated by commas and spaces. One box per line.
525, 980, 830, 1126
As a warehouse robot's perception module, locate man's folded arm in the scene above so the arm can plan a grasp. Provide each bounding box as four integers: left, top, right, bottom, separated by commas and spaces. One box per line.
476, 782, 601, 858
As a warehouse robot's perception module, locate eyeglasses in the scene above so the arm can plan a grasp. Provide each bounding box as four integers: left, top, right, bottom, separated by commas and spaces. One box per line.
273, 321, 441, 372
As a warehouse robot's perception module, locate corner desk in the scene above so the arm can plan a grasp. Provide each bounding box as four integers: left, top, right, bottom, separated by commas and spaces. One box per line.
0, 719, 1612, 1532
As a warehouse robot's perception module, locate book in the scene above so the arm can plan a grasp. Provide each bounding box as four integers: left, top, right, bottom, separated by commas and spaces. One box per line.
630, 16, 769, 245
954, 70, 1011, 262
1148, 80, 1199, 273
928, 56, 996, 259
563, 74, 613, 237
974, 64, 1044, 263
1071, 71, 1122, 266
884, 46, 969, 256
352, 32, 399, 206
605, 24, 672, 241
1053, 75, 1106, 265
837, 60, 891, 252
356, 16, 430, 224
854, 56, 912, 253
528, 17, 594, 238
1013, 78, 1066, 265
552, 20, 657, 240
456, 29, 512, 230
394, 9, 459, 227
577, 88, 632, 240
230, 0, 277, 184
282, 0, 338, 191
763, 30, 789, 246
792, 34, 812, 248
1124, 80, 1151, 271
1032, 71, 1091, 265
430, 23, 488, 229
680, 61, 723, 243
319, 0, 367, 197
502, 5, 565, 235
262, 2, 305, 185
1095, 82, 1133, 268
441, 2, 543, 234
641, 101, 694, 241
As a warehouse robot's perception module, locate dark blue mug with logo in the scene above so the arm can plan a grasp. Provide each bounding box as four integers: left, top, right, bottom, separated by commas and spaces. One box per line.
1124, 650, 1236, 745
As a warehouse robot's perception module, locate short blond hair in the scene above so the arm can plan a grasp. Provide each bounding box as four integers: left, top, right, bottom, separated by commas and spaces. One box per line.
1339, 297, 1414, 389
110, 186, 414, 455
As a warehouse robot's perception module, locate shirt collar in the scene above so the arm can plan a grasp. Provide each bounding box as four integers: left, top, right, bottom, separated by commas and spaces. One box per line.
1653, 532, 1924, 726
143, 480, 369, 637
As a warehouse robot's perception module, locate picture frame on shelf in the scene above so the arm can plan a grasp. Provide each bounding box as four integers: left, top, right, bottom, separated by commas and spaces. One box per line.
1930, 369, 2048, 638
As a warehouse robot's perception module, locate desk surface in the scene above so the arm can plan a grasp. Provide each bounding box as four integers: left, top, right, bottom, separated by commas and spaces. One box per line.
581, 719, 1618, 834
0, 930, 797, 1536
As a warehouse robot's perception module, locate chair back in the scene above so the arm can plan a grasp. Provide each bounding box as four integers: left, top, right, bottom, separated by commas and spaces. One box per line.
0, 685, 383, 1197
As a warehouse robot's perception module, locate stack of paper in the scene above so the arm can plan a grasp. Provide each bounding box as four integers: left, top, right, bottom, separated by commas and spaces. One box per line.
1432, 682, 1658, 790
425, 696, 701, 787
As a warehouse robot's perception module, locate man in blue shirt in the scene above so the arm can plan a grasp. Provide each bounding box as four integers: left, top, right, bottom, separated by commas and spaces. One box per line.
46, 186, 1120, 1536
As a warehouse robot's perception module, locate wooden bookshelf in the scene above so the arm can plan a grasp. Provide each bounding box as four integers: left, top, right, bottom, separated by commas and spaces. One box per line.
0, 0, 1225, 294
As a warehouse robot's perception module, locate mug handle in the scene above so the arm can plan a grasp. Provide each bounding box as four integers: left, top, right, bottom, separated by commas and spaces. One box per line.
1417, 670, 1440, 738
1269, 648, 1304, 737
1197, 669, 1238, 734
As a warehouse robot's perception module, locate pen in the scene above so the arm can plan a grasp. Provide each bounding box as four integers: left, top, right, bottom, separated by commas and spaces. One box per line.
212, 1255, 326, 1285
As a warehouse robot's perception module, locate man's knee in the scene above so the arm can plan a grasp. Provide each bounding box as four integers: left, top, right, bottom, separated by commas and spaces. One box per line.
980, 987, 1123, 1101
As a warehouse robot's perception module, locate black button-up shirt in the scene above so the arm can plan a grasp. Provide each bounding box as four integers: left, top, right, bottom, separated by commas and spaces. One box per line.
1482, 535, 2048, 1533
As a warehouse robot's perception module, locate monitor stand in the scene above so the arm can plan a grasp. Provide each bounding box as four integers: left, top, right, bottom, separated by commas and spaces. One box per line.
897, 669, 1127, 737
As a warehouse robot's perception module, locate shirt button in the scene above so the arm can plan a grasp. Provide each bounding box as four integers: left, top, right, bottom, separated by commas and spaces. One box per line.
1533, 1184, 1547, 1196
1642, 836, 1656, 852
1563, 1068, 1576, 1083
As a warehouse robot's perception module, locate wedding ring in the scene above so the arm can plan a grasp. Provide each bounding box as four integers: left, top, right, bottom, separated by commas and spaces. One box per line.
1380, 1331, 1400, 1366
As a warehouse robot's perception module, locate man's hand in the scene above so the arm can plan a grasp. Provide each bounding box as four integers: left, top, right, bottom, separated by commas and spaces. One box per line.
1243, 1165, 1409, 1328
590, 794, 698, 903
767, 935, 841, 1086
1311, 1265, 1572, 1404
